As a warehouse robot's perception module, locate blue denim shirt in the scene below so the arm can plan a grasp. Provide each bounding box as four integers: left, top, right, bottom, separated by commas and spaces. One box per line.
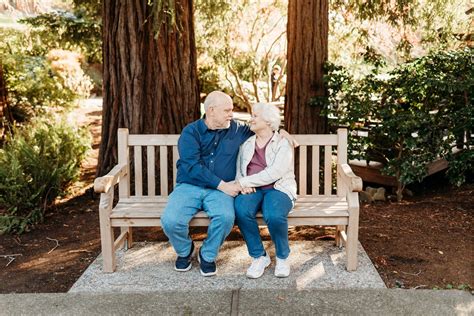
176, 119, 253, 189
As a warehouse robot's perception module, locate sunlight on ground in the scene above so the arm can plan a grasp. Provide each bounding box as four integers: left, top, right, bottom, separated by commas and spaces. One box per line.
18, 248, 86, 271
456, 301, 474, 314
123, 243, 174, 269
330, 251, 345, 266
296, 262, 326, 289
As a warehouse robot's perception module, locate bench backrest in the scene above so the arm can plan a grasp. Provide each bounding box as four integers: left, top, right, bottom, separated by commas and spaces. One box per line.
117, 128, 348, 199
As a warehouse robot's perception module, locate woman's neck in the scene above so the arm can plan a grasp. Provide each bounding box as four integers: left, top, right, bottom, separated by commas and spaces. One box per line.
255, 129, 274, 147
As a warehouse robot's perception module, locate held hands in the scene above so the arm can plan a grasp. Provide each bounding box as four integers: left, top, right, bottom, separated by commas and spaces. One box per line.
217, 180, 241, 197
235, 179, 255, 195
217, 180, 256, 196
240, 186, 256, 194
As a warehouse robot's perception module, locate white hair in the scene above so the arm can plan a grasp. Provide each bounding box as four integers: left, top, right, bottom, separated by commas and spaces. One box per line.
252, 103, 281, 131
203, 91, 233, 112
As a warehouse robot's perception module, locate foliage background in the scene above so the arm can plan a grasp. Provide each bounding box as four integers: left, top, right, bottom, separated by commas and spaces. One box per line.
324, 48, 473, 200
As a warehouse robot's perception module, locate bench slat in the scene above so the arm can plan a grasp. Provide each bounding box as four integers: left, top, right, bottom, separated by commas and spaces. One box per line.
293, 134, 338, 146
118, 129, 130, 198
147, 146, 155, 196
312, 145, 320, 195
134, 146, 142, 196
324, 145, 332, 196
160, 146, 168, 196
337, 129, 348, 196
110, 202, 349, 219
128, 134, 338, 146
172, 146, 179, 186
119, 195, 346, 203
111, 217, 349, 227
299, 146, 307, 196
129, 134, 180, 146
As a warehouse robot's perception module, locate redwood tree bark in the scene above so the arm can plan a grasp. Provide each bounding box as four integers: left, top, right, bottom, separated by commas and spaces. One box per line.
97, 0, 200, 176
285, 0, 328, 134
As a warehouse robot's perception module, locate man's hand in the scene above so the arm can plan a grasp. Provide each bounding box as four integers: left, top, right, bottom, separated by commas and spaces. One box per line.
279, 129, 299, 148
217, 181, 241, 197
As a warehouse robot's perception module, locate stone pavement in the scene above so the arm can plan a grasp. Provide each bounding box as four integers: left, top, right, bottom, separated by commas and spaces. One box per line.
1, 289, 472, 315
69, 241, 385, 292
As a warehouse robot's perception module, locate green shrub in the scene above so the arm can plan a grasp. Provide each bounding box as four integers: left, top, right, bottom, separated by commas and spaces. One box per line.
1, 28, 82, 122
19, 10, 102, 64
324, 48, 473, 200
198, 64, 222, 96
2, 53, 77, 120
0, 118, 90, 234
47, 49, 93, 98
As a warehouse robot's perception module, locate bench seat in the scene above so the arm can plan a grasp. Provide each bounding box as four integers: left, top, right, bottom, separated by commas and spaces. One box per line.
110, 197, 350, 227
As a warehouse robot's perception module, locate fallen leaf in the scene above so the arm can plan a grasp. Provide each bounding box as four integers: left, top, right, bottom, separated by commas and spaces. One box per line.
438, 251, 443, 255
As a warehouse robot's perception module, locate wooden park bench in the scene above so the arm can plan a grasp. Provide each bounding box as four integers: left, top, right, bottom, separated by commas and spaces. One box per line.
94, 128, 363, 273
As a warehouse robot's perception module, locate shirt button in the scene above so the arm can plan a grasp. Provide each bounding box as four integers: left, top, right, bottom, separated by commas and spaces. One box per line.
214, 142, 217, 145
211, 152, 214, 155
210, 160, 213, 163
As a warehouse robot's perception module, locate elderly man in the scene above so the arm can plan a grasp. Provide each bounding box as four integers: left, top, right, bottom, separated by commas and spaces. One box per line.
161, 91, 252, 276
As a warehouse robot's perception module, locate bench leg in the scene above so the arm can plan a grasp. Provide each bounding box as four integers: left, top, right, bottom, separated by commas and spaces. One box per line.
335, 225, 345, 248
346, 218, 359, 271
99, 191, 116, 273
121, 227, 133, 250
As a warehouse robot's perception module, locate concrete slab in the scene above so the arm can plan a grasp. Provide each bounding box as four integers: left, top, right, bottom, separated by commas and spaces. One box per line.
0, 292, 233, 315
2, 290, 473, 316
237, 289, 474, 315
69, 241, 385, 292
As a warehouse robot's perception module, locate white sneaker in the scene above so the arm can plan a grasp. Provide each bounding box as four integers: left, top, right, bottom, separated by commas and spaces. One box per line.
275, 257, 290, 278
246, 254, 271, 279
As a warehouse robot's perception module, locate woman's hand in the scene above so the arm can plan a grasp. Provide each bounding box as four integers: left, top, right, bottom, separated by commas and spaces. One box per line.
241, 187, 256, 194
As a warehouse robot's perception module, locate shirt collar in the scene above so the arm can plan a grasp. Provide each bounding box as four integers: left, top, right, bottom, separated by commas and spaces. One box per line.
270, 130, 281, 142
197, 119, 235, 133
197, 119, 209, 133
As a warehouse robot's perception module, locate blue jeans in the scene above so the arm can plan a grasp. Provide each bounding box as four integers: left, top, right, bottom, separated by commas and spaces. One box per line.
161, 183, 235, 262
235, 188, 293, 259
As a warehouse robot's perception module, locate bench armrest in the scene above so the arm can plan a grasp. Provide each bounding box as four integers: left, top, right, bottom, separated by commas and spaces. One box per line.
94, 163, 128, 193
337, 163, 363, 193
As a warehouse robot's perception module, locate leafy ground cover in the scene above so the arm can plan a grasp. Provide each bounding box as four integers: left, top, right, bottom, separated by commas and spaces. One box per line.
0, 104, 472, 293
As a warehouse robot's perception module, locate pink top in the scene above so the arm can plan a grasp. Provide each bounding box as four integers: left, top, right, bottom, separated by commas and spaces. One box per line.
246, 139, 275, 189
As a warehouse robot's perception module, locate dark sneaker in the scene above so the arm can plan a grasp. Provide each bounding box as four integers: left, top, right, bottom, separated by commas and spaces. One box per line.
174, 242, 196, 272
198, 249, 217, 276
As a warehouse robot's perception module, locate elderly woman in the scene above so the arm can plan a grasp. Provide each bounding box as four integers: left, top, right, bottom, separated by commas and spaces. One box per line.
235, 103, 297, 278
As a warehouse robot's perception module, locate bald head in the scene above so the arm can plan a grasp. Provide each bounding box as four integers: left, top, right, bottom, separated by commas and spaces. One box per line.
203, 91, 233, 112
203, 91, 234, 129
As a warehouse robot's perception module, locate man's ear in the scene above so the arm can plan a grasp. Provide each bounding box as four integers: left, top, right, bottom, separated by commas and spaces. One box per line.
207, 106, 214, 116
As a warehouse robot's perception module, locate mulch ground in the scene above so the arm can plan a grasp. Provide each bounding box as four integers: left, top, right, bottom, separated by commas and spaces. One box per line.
0, 105, 472, 293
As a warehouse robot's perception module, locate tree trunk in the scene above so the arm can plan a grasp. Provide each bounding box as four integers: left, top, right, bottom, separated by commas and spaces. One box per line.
98, 0, 200, 176
285, 0, 328, 134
